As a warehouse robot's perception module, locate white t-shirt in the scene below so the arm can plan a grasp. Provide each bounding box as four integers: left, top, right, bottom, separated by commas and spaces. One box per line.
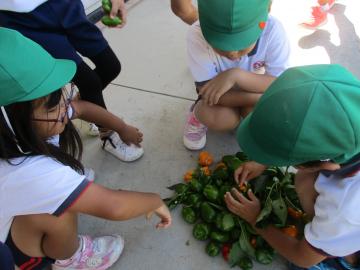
187, 15, 291, 83
0, 155, 89, 242
304, 172, 360, 257
0, 0, 47, 12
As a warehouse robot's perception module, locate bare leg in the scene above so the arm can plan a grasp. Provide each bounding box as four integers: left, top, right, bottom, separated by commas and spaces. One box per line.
170, 0, 198, 25
10, 212, 79, 260
294, 171, 319, 219
194, 100, 242, 131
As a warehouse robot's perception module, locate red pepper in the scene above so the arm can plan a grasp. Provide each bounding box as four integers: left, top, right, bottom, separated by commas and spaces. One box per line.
287, 207, 303, 219
222, 244, 231, 261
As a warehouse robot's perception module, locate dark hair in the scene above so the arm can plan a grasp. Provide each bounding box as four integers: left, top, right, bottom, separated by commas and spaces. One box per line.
0, 89, 84, 173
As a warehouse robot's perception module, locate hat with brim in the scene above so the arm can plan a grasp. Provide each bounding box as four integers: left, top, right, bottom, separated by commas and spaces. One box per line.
236, 64, 360, 167
0, 27, 76, 106
199, 0, 270, 51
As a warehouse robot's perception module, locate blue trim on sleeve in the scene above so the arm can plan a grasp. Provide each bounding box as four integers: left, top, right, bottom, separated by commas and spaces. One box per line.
53, 179, 90, 216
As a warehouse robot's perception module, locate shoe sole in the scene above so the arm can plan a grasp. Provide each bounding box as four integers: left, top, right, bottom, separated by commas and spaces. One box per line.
52, 235, 124, 270
183, 136, 206, 150
103, 147, 144, 162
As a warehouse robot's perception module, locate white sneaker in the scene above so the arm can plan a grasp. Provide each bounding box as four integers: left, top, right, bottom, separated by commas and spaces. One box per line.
52, 235, 124, 270
84, 168, 95, 182
102, 132, 144, 162
87, 123, 100, 136
183, 105, 207, 150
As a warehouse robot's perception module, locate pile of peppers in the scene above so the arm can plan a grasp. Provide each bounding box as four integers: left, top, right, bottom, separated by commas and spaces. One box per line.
164, 152, 306, 269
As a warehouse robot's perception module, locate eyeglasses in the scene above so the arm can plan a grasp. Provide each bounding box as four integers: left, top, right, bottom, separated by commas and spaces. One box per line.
32, 83, 75, 123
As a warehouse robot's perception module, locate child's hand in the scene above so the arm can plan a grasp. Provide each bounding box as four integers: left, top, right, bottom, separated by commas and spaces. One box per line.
146, 204, 172, 229
225, 188, 260, 226
199, 68, 241, 106
110, 0, 127, 27
118, 125, 143, 147
234, 161, 267, 186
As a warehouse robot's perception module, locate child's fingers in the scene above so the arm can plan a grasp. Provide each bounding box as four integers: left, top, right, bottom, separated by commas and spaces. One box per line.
234, 166, 243, 183
239, 170, 249, 185
247, 189, 258, 202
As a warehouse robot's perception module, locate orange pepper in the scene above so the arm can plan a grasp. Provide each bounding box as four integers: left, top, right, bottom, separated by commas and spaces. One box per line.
198, 151, 213, 167
183, 170, 194, 182
215, 162, 227, 170
201, 166, 211, 176
239, 182, 248, 193
281, 225, 298, 238
287, 207, 303, 219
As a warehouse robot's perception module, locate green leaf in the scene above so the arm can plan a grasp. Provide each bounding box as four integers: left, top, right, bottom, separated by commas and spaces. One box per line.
256, 200, 272, 224
272, 196, 287, 225
228, 242, 243, 267
239, 222, 256, 258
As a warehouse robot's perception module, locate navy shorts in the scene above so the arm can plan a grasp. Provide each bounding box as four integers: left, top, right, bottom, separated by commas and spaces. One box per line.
0, 242, 14, 270
0, 0, 108, 64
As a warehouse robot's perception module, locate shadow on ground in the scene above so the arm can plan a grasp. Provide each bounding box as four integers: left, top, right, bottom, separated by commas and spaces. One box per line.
298, 4, 360, 78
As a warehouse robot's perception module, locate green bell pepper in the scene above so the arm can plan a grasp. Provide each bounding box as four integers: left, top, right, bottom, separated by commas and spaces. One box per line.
174, 183, 188, 194
101, 15, 122, 27
255, 249, 273, 265
200, 202, 217, 223
206, 242, 220, 257
210, 231, 230, 243
102, 0, 111, 13
193, 223, 210, 241
203, 184, 219, 202
186, 194, 202, 208
181, 207, 197, 224
212, 167, 228, 181
189, 179, 203, 193
219, 185, 232, 203
237, 256, 253, 270
230, 228, 241, 241
222, 155, 243, 171
215, 213, 235, 232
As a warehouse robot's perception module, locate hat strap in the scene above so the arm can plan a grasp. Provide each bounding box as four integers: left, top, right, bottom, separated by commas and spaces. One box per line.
0, 106, 31, 155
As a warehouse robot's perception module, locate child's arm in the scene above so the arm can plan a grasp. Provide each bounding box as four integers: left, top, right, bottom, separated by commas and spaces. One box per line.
224, 189, 327, 268
198, 68, 275, 106
70, 100, 143, 146
69, 183, 171, 229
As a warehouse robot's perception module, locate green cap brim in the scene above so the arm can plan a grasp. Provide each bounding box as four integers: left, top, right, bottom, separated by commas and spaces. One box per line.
237, 113, 294, 167
16, 59, 76, 104
201, 14, 268, 51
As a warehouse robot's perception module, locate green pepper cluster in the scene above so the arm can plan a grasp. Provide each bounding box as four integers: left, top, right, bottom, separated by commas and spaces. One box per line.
165, 152, 306, 269
101, 0, 122, 27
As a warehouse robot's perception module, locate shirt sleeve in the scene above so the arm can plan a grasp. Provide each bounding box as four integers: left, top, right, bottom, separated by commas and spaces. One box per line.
2, 156, 90, 217
264, 17, 291, 77
187, 23, 218, 83
304, 175, 360, 257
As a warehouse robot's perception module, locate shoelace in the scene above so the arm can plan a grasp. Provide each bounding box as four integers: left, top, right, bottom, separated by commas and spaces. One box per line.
186, 122, 207, 138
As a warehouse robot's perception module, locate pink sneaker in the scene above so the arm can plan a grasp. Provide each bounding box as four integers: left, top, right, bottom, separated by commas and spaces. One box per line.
52, 235, 124, 270
183, 105, 207, 150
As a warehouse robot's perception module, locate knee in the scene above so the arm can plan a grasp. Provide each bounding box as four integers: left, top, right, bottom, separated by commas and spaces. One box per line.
106, 56, 121, 82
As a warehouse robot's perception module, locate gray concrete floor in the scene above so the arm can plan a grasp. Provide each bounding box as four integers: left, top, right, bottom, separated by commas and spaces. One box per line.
77, 0, 360, 269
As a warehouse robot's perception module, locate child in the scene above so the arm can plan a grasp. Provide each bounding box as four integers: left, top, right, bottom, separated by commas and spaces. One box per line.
0, 0, 144, 162
170, 0, 198, 25
0, 27, 171, 270
301, 0, 336, 29
225, 64, 360, 269
183, 0, 291, 150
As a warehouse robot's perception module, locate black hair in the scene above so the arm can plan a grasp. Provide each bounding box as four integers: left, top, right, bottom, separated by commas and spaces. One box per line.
0, 89, 84, 173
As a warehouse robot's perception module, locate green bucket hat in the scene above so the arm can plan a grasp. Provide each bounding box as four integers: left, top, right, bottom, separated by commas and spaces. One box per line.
198, 0, 270, 51
237, 64, 360, 166
0, 27, 76, 106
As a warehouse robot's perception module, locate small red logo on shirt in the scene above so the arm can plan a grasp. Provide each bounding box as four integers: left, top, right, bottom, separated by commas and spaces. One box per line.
253, 61, 265, 70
